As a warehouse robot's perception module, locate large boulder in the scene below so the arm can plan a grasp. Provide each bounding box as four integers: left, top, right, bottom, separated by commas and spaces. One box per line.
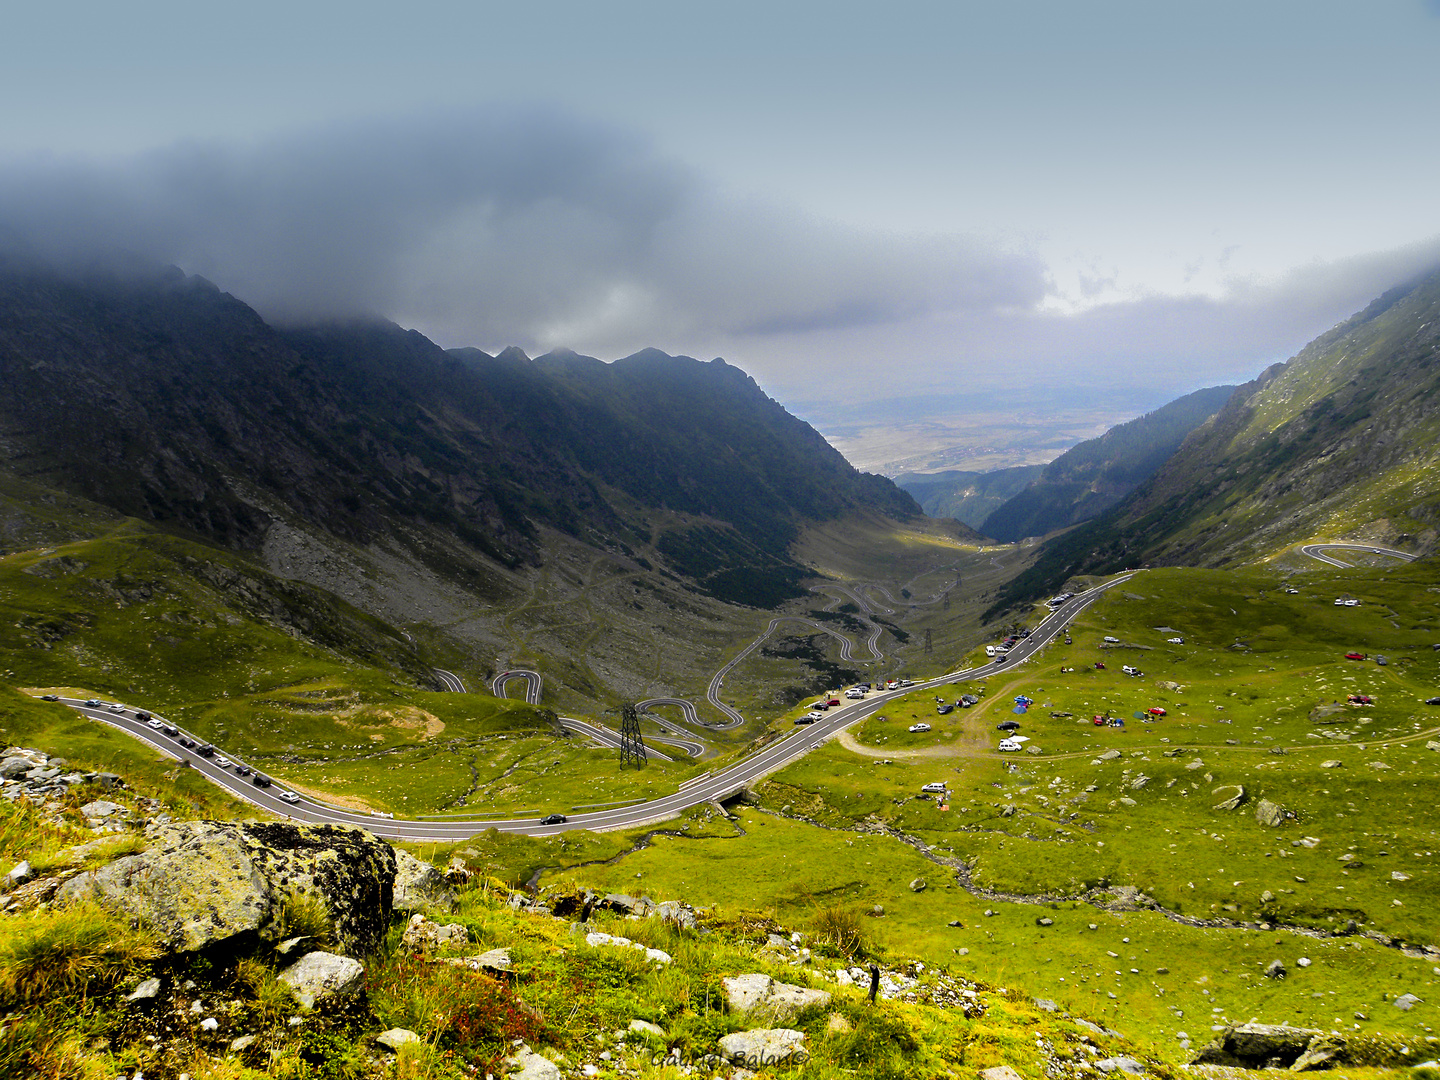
400, 914, 468, 953
58, 821, 395, 954
722, 973, 830, 1021
392, 849, 454, 913
1255, 799, 1291, 827
717, 1028, 808, 1067
1191, 1023, 1321, 1068
277, 950, 365, 1009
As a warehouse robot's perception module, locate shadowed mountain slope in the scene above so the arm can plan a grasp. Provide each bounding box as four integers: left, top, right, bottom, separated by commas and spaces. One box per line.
0, 264, 918, 608
986, 265, 1440, 615
977, 384, 1235, 542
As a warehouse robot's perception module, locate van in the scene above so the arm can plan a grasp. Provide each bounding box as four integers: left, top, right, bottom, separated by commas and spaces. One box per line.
985, 645, 996, 657
921, 782, 947, 793
998, 739, 1021, 752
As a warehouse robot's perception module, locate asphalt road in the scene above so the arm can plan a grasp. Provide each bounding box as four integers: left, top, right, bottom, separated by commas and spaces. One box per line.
57, 573, 1134, 838
432, 669, 466, 693
492, 669, 542, 705
1298, 542, 1418, 568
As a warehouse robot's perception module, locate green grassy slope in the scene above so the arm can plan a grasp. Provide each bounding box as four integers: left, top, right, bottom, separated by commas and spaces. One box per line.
553, 558, 1440, 1061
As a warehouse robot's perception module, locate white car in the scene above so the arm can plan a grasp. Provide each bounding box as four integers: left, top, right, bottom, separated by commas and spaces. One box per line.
215, 757, 232, 768
985, 645, 996, 656
921, 782, 948, 793
845, 689, 865, 699
908, 723, 931, 733
1121, 665, 1137, 675
107, 703, 126, 713
1103, 636, 1120, 643
279, 791, 301, 804
998, 738, 1022, 752
146, 718, 164, 730
1167, 637, 1184, 644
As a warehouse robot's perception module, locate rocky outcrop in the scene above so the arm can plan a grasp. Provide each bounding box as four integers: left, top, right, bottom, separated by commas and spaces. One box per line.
400, 914, 468, 953
717, 1028, 808, 1067
278, 950, 365, 1009
1189, 1023, 1410, 1070
722, 974, 830, 1021
1255, 799, 1292, 827
392, 849, 454, 913
58, 820, 395, 954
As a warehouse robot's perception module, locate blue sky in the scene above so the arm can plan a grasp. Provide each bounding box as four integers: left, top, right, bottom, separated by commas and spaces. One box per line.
4, 1, 1439, 419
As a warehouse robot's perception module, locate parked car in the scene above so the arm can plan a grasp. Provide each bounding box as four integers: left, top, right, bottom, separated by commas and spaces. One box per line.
1167, 637, 1184, 644
1375, 655, 1388, 666
1426, 697, 1440, 705
826, 698, 841, 708
997, 739, 1022, 752
921, 782, 948, 793
1147, 707, 1167, 716
936, 704, 953, 715
1345, 652, 1367, 661
811, 701, 830, 710
998, 720, 1021, 731
908, 723, 931, 733
1103, 636, 1120, 643
794, 715, 818, 725
540, 813, 567, 825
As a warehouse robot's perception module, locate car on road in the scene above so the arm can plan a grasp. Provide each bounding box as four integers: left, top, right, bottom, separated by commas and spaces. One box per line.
196, 744, 215, 758
215, 757, 232, 768
178, 736, 195, 748
994, 655, 1007, 664
136, 710, 152, 722
161, 724, 178, 736
107, 703, 126, 713
279, 791, 300, 804
540, 813, 567, 825
146, 718, 164, 730
234, 765, 251, 776
85, 699, 100, 707
908, 723, 931, 733
898, 679, 914, 687
252, 774, 272, 788
40, 694, 59, 701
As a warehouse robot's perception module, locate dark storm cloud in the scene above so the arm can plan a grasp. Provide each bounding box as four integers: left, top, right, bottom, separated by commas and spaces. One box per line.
0, 106, 1046, 351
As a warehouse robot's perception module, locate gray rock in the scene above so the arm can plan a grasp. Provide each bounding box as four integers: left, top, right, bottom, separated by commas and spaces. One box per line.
375, 1028, 422, 1051
600, 893, 654, 916
655, 900, 696, 930
4, 860, 31, 887
1191, 1023, 1320, 1067
1211, 785, 1247, 811
722, 973, 830, 1021
1320, 759, 1344, 768
1095, 1057, 1144, 1074
1037, 917, 1054, 927
126, 977, 161, 1002
1395, 993, 1422, 1011
392, 849, 454, 913
80, 799, 125, 818
717, 1028, 808, 1067
476, 947, 512, 973
0, 758, 30, 780
1255, 799, 1290, 827
278, 951, 365, 1009
1033, 998, 1057, 1011
1265, 959, 1286, 979
1426, 741, 1440, 752
56, 820, 395, 955
230, 1034, 258, 1052
909, 877, 927, 892
1098, 750, 1122, 761
628, 1019, 665, 1037
502, 1046, 563, 1080
401, 914, 469, 953
981, 1068, 1023, 1080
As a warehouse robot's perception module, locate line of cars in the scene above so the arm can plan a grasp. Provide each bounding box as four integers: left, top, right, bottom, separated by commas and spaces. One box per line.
75, 698, 301, 804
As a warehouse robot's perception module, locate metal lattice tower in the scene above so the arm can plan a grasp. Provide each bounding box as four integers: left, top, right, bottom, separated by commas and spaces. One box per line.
924, 628, 933, 655
618, 703, 648, 767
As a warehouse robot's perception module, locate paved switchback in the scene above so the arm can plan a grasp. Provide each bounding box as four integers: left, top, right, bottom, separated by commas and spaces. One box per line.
54, 573, 1134, 838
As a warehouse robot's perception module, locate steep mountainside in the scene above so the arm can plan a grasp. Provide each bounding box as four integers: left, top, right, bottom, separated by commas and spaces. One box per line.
0, 264, 917, 610
893, 463, 1043, 529
978, 384, 1235, 542
987, 266, 1440, 613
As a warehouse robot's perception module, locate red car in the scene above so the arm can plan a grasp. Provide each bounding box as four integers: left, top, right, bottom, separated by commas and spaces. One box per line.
1093, 715, 1107, 725
1147, 707, 1167, 716
1094, 662, 1106, 669
1345, 652, 1367, 661
826, 698, 841, 708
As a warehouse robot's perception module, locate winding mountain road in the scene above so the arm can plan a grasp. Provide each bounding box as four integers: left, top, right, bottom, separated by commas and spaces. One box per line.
492, 669, 543, 705
1298, 542, 1418, 568
55, 573, 1134, 838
